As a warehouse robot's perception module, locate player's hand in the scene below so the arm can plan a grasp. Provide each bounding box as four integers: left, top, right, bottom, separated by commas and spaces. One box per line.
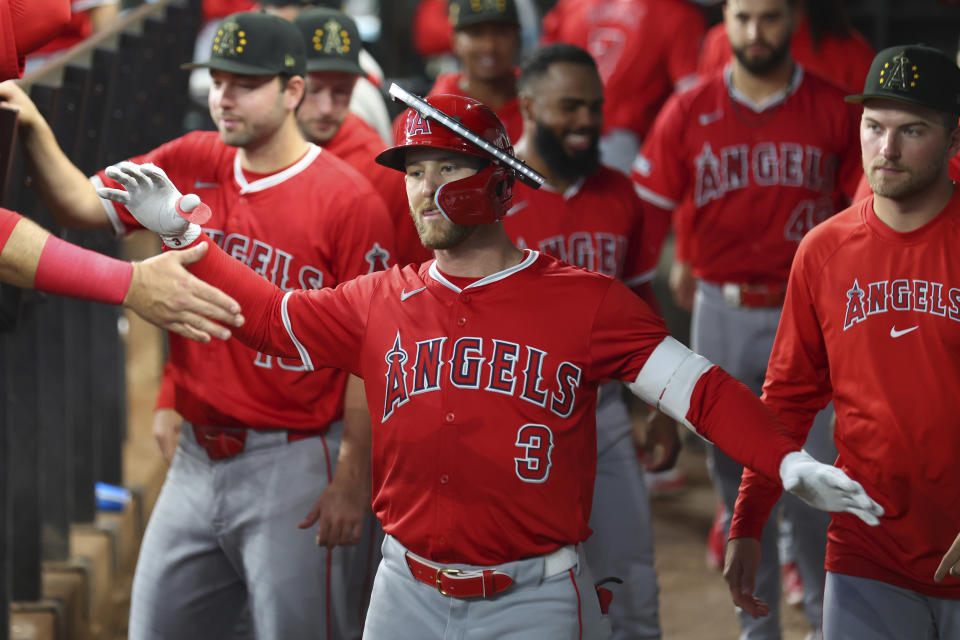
151, 408, 183, 465
96, 162, 206, 248
297, 475, 369, 548
123, 243, 244, 343
669, 260, 696, 311
723, 537, 770, 618
636, 410, 682, 472
935, 530, 960, 582
0, 80, 44, 131
779, 450, 884, 525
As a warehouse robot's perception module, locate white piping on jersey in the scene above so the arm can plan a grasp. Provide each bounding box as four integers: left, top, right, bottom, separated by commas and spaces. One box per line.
428, 250, 540, 293
724, 63, 804, 113
280, 291, 314, 371
629, 336, 713, 435
535, 176, 586, 200
633, 182, 677, 211
674, 72, 699, 94
234, 144, 323, 195
90, 175, 127, 237
623, 266, 658, 289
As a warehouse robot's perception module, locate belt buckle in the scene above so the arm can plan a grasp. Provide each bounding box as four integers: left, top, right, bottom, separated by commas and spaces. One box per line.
435, 568, 461, 596
721, 282, 743, 307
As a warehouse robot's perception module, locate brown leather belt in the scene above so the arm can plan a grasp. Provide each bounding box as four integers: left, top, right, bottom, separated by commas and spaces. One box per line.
191, 424, 326, 461
721, 282, 788, 308
405, 553, 515, 598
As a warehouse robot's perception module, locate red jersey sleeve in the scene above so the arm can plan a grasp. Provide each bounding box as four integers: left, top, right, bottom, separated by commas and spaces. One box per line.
730, 238, 833, 539
413, 0, 453, 57
631, 93, 689, 211
696, 23, 730, 77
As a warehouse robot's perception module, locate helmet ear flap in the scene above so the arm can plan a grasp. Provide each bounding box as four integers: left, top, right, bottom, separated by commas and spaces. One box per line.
435, 164, 514, 225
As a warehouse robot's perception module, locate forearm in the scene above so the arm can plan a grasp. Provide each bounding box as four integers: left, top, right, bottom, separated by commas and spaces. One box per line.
730, 468, 783, 540
334, 375, 372, 495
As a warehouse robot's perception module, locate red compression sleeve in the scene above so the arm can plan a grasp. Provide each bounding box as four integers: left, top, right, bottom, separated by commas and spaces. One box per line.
686, 366, 798, 483
33, 234, 133, 304
0, 208, 21, 251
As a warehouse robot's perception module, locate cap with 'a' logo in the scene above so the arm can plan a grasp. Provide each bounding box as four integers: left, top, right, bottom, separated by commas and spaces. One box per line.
294, 8, 365, 75
182, 11, 306, 77
845, 44, 960, 116
448, 0, 519, 30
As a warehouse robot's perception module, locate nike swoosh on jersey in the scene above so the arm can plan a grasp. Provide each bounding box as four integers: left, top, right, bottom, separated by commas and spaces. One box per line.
890, 325, 919, 338
698, 110, 724, 126
400, 286, 427, 301
194, 180, 219, 189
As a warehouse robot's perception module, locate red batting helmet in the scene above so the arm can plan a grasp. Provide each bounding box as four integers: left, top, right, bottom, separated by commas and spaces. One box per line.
375, 94, 515, 226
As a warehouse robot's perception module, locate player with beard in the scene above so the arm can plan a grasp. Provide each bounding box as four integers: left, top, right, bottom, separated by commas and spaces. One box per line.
630, 1, 862, 638
726, 44, 960, 639
502, 43, 678, 640
0, 12, 394, 638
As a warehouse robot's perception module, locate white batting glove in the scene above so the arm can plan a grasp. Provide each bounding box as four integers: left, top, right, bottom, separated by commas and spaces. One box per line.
780, 450, 884, 526
96, 162, 208, 248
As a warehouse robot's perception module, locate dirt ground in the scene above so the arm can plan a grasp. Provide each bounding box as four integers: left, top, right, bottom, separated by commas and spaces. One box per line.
651, 441, 812, 640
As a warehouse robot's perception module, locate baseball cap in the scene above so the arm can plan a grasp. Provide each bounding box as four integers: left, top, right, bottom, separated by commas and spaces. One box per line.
181, 12, 306, 77
845, 44, 960, 116
294, 8, 365, 75
449, 0, 519, 30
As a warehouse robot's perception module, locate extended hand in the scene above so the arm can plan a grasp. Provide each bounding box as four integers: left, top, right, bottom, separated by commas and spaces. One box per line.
636, 410, 682, 472
96, 162, 206, 248
935, 530, 960, 583
297, 477, 369, 548
123, 243, 243, 342
723, 537, 770, 619
780, 450, 884, 525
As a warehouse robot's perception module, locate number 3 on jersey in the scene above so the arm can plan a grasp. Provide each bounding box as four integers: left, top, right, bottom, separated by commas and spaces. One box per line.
514, 424, 555, 483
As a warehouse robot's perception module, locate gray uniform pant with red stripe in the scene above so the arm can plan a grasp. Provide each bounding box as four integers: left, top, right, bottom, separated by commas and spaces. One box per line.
692, 281, 836, 640
363, 535, 611, 640
127, 421, 380, 640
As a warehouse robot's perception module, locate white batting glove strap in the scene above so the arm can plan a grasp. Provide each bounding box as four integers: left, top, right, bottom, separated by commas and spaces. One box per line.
96, 162, 200, 248
780, 450, 884, 526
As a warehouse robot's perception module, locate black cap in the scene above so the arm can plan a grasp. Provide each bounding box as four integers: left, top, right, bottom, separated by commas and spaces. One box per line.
845, 44, 960, 116
448, 0, 519, 30
182, 12, 306, 76
295, 8, 365, 75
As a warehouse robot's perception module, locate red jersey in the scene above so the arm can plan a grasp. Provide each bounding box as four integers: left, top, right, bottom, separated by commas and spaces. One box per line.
541, 0, 706, 139
697, 18, 875, 93
1, 0, 71, 80
502, 167, 658, 290
631, 66, 862, 285
731, 194, 960, 598
854, 153, 960, 202
412, 0, 454, 58
325, 114, 432, 267
186, 243, 797, 565
29, 0, 114, 57
95, 131, 395, 432
427, 71, 524, 143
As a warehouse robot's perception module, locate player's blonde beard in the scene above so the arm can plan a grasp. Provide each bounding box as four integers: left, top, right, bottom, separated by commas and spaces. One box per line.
867, 148, 949, 200
410, 202, 476, 250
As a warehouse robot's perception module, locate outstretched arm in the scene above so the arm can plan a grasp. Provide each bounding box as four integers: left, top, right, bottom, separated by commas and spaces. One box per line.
0, 208, 242, 342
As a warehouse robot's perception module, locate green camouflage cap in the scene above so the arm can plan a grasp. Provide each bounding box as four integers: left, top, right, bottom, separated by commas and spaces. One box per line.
182, 12, 306, 77
295, 8, 365, 75
449, 0, 519, 30
845, 44, 960, 116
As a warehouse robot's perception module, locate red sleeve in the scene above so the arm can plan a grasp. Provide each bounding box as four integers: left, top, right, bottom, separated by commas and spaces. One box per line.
671, 201, 694, 263
631, 93, 689, 212
730, 240, 832, 539
412, 0, 453, 57
589, 278, 670, 382
155, 362, 176, 410
695, 23, 731, 76
665, 5, 706, 90
9, 0, 71, 55
0, 207, 21, 250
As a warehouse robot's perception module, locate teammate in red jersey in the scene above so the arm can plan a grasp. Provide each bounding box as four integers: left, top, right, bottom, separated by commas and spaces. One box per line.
0, 12, 394, 639
540, 0, 707, 173
630, 1, 862, 637
423, 0, 524, 142
295, 7, 431, 267
99, 91, 882, 640
505, 42, 676, 640
725, 44, 960, 639
697, 0, 874, 93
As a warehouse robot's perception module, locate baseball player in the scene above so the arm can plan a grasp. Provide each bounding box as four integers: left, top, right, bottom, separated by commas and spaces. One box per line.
294, 7, 431, 266
503, 42, 672, 640
99, 91, 883, 640
540, 0, 707, 173
725, 44, 960, 639
0, 208, 242, 341
0, 12, 394, 639
423, 0, 525, 142
630, 0, 862, 637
